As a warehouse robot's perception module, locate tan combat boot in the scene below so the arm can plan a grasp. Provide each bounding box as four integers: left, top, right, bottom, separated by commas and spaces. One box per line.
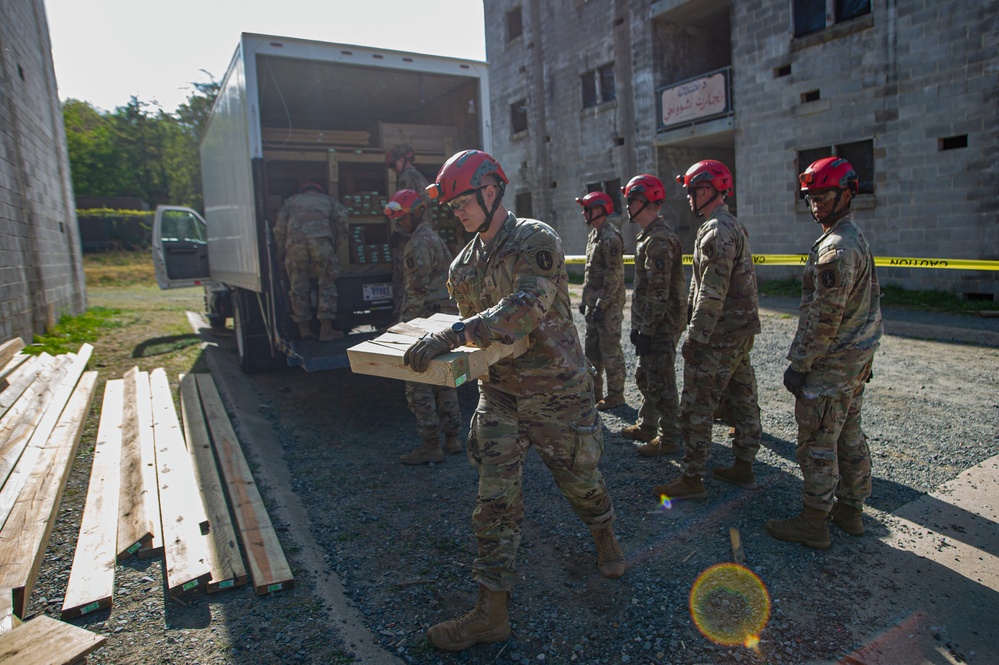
621, 424, 656, 443
319, 320, 343, 342
426, 585, 511, 651
596, 394, 626, 410
399, 436, 445, 465
444, 433, 463, 455
712, 458, 758, 489
766, 507, 831, 549
636, 435, 680, 457
298, 320, 315, 339
652, 474, 707, 500
830, 502, 864, 536
590, 524, 626, 578
593, 374, 604, 404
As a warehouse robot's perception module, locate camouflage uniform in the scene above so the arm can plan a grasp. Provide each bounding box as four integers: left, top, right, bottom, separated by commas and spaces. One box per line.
631, 217, 688, 440
390, 165, 431, 319
402, 222, 462, 441
788, 212, 882, 512
680, 205, 762, 476
582, 220, 626, 401
449, 212, 616, 592
274, 192, 349, 322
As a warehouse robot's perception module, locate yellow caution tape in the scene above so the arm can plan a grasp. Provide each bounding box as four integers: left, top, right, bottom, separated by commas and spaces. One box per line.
564, 255, 999, 271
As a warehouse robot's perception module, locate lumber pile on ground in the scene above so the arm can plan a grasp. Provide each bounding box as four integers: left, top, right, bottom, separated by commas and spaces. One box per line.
348, 313, 531, 387
0, 614, 105, 665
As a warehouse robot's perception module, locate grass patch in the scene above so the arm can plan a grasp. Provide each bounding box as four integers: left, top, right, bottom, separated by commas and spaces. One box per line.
758, 278, 802, 298
83, 250, 157, 286
880, 285, 996, 314
26, 306, 129, 356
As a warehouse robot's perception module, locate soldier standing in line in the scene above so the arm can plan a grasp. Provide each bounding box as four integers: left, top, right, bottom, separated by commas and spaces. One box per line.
767, 157, 882, 549
653, 160, 763, 500
576, 191, 627, 410
404, 150, 625, 652
274, 183, 348, 342
386, 144, 431, 320
384, 189, 463, 465
617, 175, 688, 455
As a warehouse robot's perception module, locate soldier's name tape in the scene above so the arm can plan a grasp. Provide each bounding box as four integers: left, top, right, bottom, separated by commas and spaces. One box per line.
565, 255, 999, 271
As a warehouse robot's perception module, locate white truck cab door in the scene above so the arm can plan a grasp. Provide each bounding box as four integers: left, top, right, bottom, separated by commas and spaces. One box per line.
152, 205, 211, 289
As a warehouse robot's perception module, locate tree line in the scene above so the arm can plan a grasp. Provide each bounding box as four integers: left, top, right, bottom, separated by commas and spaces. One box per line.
62, 79, 219, 213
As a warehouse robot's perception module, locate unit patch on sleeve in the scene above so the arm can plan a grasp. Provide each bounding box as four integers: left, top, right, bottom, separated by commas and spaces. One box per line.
820, 269, 837, 288
536, 250, 554, 271
406, 256, 416, 270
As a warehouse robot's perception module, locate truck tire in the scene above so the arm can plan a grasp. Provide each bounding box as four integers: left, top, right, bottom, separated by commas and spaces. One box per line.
233, 288, 273, 373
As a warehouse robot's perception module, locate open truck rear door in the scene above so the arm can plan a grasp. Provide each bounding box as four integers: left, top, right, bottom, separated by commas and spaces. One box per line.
152, 205, 211, 289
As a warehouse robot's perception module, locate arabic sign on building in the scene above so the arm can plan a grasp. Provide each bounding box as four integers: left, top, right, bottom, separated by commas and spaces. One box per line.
659, 69, 730, 130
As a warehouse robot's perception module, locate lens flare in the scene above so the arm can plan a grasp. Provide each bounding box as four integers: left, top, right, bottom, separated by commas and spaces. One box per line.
689, 563, 770, 649
658, 494, 673, 510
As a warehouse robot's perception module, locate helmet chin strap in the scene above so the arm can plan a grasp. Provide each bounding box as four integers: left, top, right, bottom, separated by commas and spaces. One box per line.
693, 189, 721, 218
586, 210, 606, 226
475, 186, 504, 234
627, 201, 651, 223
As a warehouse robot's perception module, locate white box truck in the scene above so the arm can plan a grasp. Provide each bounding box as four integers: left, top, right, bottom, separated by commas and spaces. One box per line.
152, 33, 490, 372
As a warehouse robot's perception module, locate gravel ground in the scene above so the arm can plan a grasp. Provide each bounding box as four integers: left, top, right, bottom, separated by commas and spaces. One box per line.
28, 289, 999, 665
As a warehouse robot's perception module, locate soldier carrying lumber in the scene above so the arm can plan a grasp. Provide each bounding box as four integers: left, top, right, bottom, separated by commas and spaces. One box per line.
404, 150, 625, 652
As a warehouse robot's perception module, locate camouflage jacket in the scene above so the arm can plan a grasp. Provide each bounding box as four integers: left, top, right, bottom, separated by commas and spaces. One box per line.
632, 217, 687, 336
274, 192, 348, 249
582, 221, 626, 311
788, 213, 883, 386
688, 205, 761, 344
448, 212, 588, 396
396, 164, 432, 227
400, 222, 454, 321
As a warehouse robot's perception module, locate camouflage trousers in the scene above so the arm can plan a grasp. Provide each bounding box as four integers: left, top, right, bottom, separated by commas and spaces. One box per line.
404, 381, 461, 440
285, 237, 340, 322
794, 358, 874, 512
635, 332, 681, 440
584, 305, 626, 399
679, 335, 762, 477
467, 383, 615, 592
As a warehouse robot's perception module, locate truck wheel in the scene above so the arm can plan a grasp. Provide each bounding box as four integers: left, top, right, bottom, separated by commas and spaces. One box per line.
233, 289, 273, 373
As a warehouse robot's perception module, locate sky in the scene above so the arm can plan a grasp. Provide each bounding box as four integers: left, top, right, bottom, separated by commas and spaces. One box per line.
44, 0, 487, 114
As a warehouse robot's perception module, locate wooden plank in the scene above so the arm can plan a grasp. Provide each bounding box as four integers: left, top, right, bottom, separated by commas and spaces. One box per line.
0, 356, 63, 480
61, 380, 123, 620
730, 527, 746, 566
0, 345, 91, 530
377, 121, 457, 154
0, 371, 98, 619
116, 368, 154, 561
0, 340, 24, 370
134, 371, 164, 559
0, 355, 45, 422
148, 369, 210, 595
0, 354, 29, 388
347, 313, 530, 387
179, 374, 246, 593
0, 615, 106, 665
196, 374, 294, 595
0, 594, 15, 637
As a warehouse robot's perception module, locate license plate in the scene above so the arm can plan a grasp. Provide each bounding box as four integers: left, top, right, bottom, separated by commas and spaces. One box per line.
362, 283, 392, 302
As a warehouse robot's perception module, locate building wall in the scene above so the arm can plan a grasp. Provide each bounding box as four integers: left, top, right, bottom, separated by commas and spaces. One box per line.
484, 0, 998, 298
0, 0, 85, 343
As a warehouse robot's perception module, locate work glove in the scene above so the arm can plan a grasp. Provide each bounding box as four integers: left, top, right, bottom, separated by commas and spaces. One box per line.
634, 332, 652, 356
591, 306, 604, 323
782, 366, 807, 398
403, 327, 462, 373
578, 302, 586, 316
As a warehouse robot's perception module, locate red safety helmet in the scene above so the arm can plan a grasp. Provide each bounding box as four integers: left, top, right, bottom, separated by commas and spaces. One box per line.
621, 174, 666, 203
385, 143, 415, 168
675, 160, 733, 196
300, 182, 324, 194
426, 150, 508, 204
799, 157, 859, 194
576, 192, 614, 216
384, 189, 425, 219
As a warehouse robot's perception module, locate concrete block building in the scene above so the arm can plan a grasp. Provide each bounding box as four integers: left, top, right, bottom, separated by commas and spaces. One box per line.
0, 0, 86, 343
484, 0, 997, 298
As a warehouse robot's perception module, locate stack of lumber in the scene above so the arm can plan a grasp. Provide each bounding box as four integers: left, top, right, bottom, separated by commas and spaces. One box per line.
58, 368, 293, 624
261, 127, 371, 149
0, 340, 99, 641
347, 313, 530, 388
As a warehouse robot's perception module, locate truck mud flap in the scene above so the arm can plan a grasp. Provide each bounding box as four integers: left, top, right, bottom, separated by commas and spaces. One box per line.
283, 330, 386, 372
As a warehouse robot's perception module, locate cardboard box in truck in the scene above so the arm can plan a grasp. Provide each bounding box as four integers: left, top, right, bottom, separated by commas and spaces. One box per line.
151, 33, 490, 373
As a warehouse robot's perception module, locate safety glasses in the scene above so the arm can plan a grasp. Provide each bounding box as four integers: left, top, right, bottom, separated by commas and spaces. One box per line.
804, 190, 838, 205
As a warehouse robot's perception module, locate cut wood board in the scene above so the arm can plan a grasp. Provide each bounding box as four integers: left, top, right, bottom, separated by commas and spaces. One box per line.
0, 354, 28, 387
347, 313, 530, 387
0, 355, 45, 422
0, 339, 24, 370
0, 615, 106, 665
148, 369, 210, 595
116, 368, 154, 560
61, 380, 123, 619
0, 371, 97, 619
135, 370, 165, 559
0, 355, 65, 490
179, 374, 246, 593
196, 374, 293, 595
